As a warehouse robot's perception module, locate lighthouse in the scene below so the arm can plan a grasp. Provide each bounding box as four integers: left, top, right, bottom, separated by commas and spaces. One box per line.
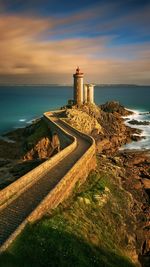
71, 67, 95, 106
73, 66, 84, 106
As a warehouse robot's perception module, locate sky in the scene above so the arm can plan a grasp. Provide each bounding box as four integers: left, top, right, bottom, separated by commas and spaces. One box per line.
0, 0, 150, 85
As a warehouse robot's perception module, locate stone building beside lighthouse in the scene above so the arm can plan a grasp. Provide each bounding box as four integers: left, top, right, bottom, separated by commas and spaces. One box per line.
73, 67, 95, 106
83, 84, 95, 104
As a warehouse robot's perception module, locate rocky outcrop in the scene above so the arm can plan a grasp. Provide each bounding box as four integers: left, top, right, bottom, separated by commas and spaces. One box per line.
117, 150, 150, 267
65, 106, 103, 135
64, 102, 141, 154
97, 112, 142, 153
100, 101, 133, 116
23, 137, 53, 160
0, 119, 54, 189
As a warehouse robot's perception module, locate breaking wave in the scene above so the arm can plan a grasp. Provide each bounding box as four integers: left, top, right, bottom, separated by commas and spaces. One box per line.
121, 108, 150, 150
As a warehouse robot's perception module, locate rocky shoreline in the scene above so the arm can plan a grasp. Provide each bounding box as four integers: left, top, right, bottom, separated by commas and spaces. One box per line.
64, 101, 143, 154
63, 101, 150, 266
115, 150, 150, 267
0, 119, 56, 189
0, 101, 149, 266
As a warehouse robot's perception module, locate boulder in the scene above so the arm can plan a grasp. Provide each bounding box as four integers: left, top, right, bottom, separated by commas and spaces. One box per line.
23, 137, 53, 160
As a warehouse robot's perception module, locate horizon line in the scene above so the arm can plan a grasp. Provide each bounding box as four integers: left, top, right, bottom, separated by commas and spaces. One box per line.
0, 83, 150, 87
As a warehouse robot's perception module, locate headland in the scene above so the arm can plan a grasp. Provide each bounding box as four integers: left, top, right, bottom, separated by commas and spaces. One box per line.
0, 101, 149, 267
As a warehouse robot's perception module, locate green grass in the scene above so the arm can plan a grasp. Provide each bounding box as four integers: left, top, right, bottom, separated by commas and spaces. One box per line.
0, 224, 135, 267
0, 159, 136, 267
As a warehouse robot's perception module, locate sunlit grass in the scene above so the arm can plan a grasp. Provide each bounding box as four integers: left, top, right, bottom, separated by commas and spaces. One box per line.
0, 161, 136, 267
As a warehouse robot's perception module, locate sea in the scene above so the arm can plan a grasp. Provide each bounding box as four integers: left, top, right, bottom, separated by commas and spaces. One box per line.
0, 85, 150, 150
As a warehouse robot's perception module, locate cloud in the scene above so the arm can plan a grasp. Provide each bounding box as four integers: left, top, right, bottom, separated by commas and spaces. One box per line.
0, 12, 149, 84
0, 14, 111, 74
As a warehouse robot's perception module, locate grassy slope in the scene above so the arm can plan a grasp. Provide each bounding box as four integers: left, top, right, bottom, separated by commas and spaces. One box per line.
0, 156, 136, 267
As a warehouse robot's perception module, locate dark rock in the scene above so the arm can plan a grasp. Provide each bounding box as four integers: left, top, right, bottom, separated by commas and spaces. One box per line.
128, 120, 150, 126
139, 112, 150, 115
100, 101, 133, 116
131, 135, 143, 141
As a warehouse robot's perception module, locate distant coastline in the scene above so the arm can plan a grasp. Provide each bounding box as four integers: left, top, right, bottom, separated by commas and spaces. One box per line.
0, 84, 150, 87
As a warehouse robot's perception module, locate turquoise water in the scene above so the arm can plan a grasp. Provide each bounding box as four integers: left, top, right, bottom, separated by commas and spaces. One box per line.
0, 86, 72, 134
0, 85, 150, 149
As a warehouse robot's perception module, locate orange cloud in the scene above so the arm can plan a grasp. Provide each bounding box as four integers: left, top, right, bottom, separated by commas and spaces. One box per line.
0, 14, 150, 84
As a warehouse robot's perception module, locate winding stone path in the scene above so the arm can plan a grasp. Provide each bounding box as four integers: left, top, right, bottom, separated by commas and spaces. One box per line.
0, 115, 91, 249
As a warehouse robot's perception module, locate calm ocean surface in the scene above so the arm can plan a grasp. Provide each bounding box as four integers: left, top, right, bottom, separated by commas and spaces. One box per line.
0, 85, 150, 149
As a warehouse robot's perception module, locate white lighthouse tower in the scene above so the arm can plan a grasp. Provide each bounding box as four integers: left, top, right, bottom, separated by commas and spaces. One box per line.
73, 67, 84, 106
72, 67, 95, 106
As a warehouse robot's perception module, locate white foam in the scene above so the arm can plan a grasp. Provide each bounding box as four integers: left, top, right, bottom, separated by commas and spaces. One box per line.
125, 108, 140, 114
121, 108, 150, 150
26, 119, 35, 124
26, 116, 40, 124
19, 119, 26, 122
